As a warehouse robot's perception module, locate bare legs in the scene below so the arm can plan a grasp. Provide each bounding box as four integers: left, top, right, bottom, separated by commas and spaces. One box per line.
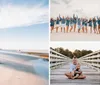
64, 27, 65, 33
61, 27, 62, 32
61, 27, 65, 32
98, 25, 100, 34
66, 26, 69, 32
82, 27, 84, 33
56, 27, 58, 33
94, 27, 97, 34
65, 72, 86, 79
78, 29, 80, 33
65, 72, 73, 79
70, 26, 73, 32
90, 27, 92, 33
74, 24, 76, 32
85, 26, 88, 33
51, 26, 54, 33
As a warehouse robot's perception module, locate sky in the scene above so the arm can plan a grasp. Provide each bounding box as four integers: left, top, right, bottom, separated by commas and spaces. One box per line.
0, 0, 49, 50
51, 0, 100, 18
50, 42, 100, 52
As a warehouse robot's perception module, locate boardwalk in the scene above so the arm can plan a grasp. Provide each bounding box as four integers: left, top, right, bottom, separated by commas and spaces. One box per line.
50, 29, 100, 41
50, 63, 100, 85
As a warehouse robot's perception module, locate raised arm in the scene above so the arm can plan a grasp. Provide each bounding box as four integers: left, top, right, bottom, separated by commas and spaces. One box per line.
59, 14, 62, 21
97, 16, 99, 20
73, 14, 75, 18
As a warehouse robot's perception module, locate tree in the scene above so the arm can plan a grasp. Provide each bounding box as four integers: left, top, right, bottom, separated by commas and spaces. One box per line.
51, 47, 93, 59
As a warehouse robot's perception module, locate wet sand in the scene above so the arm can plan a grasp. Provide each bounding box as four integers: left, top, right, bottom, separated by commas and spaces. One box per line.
0, 54, 48, 85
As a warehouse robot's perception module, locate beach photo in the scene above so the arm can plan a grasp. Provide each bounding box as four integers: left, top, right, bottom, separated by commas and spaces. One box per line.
50, 42, 100, 85
50, 0, 100, 41
0, 0, 49, 85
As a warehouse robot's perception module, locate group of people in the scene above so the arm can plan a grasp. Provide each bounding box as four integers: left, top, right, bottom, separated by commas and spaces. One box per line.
50, 14, 100, 34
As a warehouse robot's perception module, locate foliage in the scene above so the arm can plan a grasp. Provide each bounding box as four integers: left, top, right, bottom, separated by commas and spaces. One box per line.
52, 47, 93, 59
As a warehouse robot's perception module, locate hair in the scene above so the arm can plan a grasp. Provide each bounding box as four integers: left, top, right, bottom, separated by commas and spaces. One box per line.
73, 56, 77, 59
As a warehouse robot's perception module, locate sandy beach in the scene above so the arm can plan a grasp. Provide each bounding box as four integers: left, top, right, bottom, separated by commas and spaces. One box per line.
51, 28, 100, 41
0, 53, 48, 85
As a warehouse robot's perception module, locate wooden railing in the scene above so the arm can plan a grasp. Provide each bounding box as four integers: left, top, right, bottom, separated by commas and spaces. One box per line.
50, 49, 71, 69
79, 50, 100, 72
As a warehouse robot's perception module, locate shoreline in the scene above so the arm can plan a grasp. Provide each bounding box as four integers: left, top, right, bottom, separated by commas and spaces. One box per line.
0, 53, 48, 85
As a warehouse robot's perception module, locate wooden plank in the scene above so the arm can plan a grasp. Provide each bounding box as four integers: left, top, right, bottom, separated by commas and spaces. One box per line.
50, 64, 100, 85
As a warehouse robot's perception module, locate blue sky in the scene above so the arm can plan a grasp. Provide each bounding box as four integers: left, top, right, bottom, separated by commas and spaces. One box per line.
0, 0, 49, 50
0, 0, 48, 6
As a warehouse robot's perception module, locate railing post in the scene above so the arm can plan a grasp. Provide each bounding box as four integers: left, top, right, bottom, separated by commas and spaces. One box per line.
50, 48, 71, 70
79, 50, 100, 72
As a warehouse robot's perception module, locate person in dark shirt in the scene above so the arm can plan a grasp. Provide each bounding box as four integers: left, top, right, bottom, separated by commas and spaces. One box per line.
72, 63, 82, 79
82, 18, 85, 33
55, 17, 60, 33
93, 18, 97, 33
70, 17, 74, 32
73, 14, 77, 32
97, 16, 100, 34
84, 18, 88, 33
88, 18, 93, 33
77, 18, 81, 33
50, 18, 55, 33
66, 17, 70, 32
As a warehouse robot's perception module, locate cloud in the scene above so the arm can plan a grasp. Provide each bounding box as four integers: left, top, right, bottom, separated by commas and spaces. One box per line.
0, 4, 48, 29
2, 41, 48, 50
51, 0, 100, 18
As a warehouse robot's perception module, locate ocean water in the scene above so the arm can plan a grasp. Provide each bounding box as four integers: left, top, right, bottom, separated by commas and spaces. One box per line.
0, 50, 49, 80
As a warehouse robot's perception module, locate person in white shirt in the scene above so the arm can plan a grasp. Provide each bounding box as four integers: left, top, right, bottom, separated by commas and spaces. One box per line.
65, 56, 86, 79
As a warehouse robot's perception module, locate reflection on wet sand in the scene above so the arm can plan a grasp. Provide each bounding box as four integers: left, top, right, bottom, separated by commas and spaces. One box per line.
0, 52, 48, 85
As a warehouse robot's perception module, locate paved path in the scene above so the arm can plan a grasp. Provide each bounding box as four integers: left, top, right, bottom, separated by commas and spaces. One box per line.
50, 64, 100, 85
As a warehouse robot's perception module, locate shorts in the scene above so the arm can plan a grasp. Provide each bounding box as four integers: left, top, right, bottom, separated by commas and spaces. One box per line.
89, 25, 92, 27
82, 25, 84, 28
61, 24, 66, 28
66, 24, 69, 26
55, 24, 60, 28
70, 24, 73, 27
50, 24, 54, 26
78, 25, 81, 29
93, 25, 97, 28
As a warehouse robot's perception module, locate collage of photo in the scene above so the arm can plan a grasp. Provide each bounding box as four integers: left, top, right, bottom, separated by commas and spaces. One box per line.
0, 0, 100, 85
